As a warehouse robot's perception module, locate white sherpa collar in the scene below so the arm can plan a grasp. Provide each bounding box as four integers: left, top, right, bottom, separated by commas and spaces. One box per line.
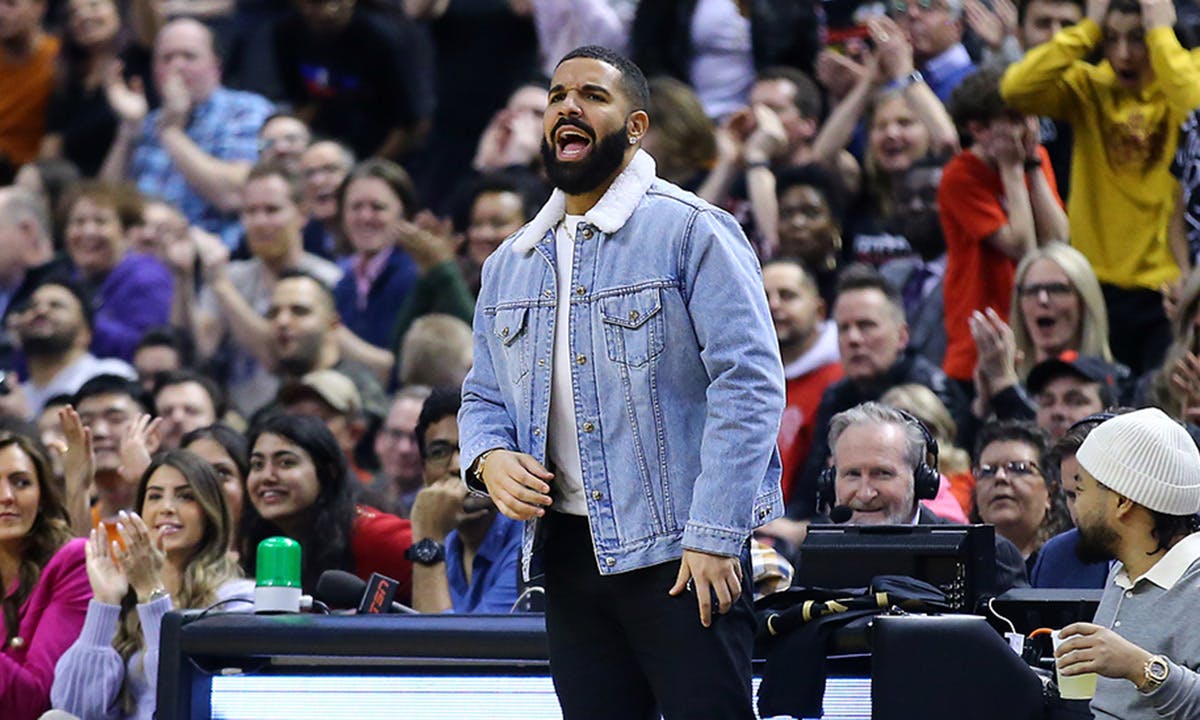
510, 149, 657, 254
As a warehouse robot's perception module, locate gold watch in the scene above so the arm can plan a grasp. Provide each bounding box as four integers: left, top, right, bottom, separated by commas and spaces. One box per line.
473, 449, 500, 485
1138, 655, 1170, 694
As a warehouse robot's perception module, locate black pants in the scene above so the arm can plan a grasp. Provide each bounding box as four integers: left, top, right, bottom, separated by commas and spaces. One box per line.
542, 511, 757, 720
1102, 283, 1172, 378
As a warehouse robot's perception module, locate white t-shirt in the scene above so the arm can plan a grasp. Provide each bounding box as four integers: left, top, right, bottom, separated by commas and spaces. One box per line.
546, 215, 588, 515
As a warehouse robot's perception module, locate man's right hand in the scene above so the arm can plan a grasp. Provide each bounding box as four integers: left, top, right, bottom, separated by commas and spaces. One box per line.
478, 450, 553, 521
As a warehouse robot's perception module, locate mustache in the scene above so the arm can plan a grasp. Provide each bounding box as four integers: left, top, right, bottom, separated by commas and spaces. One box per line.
552, 118, 595, 142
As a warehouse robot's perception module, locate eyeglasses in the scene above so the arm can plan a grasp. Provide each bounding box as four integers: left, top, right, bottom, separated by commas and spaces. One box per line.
973, 460, 1040, 481
425, 441, 459, 465
891, 0, 947, 13
1018, 282, 1073, 298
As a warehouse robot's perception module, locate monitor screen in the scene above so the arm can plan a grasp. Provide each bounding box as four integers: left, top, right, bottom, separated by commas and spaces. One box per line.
793, 524, 997, 610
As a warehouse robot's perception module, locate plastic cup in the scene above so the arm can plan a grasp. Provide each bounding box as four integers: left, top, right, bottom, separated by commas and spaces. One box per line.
1053, 629, 1099, 700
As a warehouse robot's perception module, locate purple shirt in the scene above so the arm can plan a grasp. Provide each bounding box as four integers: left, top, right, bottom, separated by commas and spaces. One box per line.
87, 252, 173, 362
0, 538, 91, 720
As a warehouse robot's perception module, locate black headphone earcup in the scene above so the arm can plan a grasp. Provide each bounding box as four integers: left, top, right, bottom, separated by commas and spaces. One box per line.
914, 465, 940, 501
816, 465, 837, 514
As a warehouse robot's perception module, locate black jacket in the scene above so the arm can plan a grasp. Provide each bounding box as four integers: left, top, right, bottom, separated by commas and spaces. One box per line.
631, 0, 820, 82
917, 506, 1029, 595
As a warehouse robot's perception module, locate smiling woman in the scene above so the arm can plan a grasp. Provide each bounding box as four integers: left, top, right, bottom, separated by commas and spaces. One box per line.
60, 182, 173, 362
0, 433, 88, 720
241, 414, 413, 600
51, 449, 251, 720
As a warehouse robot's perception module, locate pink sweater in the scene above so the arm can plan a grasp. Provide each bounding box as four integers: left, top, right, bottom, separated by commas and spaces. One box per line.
1, 538, 91, 719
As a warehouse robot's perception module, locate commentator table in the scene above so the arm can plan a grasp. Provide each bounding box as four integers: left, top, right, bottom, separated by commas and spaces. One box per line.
157, 609, 1092, 720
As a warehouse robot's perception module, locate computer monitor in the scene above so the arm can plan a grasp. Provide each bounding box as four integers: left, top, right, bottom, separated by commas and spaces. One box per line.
793, 524, 997, 611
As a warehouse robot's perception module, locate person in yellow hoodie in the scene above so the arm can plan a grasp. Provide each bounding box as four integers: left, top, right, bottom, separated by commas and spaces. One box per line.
1000, 0, 1200, 377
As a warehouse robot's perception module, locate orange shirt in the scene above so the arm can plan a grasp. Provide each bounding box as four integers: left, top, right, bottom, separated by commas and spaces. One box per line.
0, 34, 59, 166
939, 147, 1061, 381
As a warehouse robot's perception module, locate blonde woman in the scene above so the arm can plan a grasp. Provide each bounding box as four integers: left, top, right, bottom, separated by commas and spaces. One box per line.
51, 450, 251, 719
1009, 243, 1113, 380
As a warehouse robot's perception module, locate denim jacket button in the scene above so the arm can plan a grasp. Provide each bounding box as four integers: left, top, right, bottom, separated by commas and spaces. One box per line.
582, 422, 595, 432
533, 428, 542, 436
592, 490, 603, 500
501, 327, 509, 336
576, 354, 587, 365
538, 358, 547, 367
604, 557, 615, 567
544, 289, 553, 297
582, 227, 593, 239
576, 286, 586, 295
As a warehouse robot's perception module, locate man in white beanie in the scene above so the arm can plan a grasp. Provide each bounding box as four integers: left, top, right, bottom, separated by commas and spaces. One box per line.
1054, 407, 1200, 718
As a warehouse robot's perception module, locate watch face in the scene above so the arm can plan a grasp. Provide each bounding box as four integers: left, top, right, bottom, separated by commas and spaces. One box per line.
1149, 658, 1170, 682
411, 538, 443, 564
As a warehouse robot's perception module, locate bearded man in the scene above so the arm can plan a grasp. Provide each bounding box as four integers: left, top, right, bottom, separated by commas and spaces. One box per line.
459, 46, 785, 719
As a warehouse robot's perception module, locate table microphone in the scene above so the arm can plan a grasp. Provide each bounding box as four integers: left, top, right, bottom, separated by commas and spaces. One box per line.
829, 505, 854, 524
314, 569, 419, 614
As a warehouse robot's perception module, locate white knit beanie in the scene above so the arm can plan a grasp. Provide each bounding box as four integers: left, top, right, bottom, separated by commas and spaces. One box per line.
1076, 408, 1200, 516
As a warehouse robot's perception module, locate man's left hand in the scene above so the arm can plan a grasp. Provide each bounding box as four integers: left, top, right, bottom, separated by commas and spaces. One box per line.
669, 549, 744, 628
1055, 622, 1154, 685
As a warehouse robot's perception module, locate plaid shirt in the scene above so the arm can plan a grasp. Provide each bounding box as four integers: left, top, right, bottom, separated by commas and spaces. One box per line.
129, 87, 274, 248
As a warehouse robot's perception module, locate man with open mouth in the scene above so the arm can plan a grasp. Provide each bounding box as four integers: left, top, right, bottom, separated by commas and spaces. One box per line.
461, 45, 784, 720
1001, 0, 1200, 378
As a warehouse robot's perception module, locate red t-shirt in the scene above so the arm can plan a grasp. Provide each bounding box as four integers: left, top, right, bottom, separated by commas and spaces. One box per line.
939, 147, 1060, 381
351, 504, 414, 604
778, 361, 844, 505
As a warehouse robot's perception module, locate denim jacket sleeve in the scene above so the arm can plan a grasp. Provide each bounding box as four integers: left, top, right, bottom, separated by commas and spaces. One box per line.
677, 208, 786, 556
459, 256, 521, 492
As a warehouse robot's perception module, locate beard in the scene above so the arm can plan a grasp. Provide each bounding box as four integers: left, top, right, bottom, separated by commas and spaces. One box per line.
541, 123, 630, 196
277, 333, 325, 377
1075, 519, 1119, 564
19, 328, 76, 358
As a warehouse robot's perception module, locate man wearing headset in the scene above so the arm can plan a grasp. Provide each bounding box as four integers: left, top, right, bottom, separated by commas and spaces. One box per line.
824, 401, 1029, 590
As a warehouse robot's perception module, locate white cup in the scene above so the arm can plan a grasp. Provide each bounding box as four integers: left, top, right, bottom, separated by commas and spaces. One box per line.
1053, 629, 1099, 700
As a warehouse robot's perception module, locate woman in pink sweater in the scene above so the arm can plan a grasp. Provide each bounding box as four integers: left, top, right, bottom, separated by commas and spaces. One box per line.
0, 433, 90, 719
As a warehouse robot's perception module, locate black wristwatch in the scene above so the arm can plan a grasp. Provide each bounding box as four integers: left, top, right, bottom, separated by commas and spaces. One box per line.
405, 538, 446, 566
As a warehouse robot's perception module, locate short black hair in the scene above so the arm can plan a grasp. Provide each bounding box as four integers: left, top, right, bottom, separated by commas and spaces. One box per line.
152, 369, 228, 419
274, 269, 336, 312
467, 173, 539, 223
757, 66, 823, 119
72, 374, 152, 413
134, 325, 196, 369
557, 45, 650, 112
414, 386, 462, 460
949, 67, 1014, 133
1017, 0, 1083, 25
775, 164, 846, 220
23, 275, 94, 331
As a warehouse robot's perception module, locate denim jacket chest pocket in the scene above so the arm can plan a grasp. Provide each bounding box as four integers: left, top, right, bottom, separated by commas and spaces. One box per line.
599, 287, 666, 368
492, 305, 531, 383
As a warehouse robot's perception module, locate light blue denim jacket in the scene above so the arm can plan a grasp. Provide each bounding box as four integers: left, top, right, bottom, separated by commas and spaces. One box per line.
459, 150, 785, 579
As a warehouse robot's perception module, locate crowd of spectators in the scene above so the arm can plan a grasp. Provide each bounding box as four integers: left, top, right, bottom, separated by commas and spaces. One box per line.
4, 0, 1200, 715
